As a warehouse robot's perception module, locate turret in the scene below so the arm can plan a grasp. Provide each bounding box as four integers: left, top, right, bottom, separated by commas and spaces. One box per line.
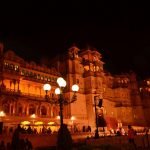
68, 45, 79, 60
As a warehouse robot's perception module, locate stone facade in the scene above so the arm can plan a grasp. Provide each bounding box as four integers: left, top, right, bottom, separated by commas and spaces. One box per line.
0, 43, 149, 133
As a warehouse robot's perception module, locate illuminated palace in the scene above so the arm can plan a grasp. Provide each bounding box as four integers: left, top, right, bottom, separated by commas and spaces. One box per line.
0, 42, 149, 132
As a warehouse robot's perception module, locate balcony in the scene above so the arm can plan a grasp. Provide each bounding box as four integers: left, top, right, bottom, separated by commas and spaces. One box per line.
0, 88, 45, 101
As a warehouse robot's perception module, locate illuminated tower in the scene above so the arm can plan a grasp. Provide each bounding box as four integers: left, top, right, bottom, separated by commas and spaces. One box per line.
79, 47, 105, 128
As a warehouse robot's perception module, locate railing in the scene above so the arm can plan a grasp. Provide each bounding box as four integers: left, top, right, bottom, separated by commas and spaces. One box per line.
1, 88, 45, 101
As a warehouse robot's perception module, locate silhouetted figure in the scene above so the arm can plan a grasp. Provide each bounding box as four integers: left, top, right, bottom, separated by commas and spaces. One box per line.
47, 127, 52, 134
19, 139, 26, 150
25, 138, 33, 150
82, 126, 85, 132
128, 125, 137, 150
17, 124, 22, 133
33, 128, 37, 134
26, 126, 32, 134
9, 127, 13, 136
97, 115, 107, 128
145, 129, 150, 149
87, 126, 91, 132
42, 126, 46, 134
11, 125, 20, 150
116, 130, 121, 136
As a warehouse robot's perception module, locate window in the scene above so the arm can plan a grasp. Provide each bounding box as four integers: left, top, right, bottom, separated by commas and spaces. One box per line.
21, 70, 25, 75
14, 65, 19, 71
37, 74, 40, 79
44, 76, 48, 81
9, 64, 14, 70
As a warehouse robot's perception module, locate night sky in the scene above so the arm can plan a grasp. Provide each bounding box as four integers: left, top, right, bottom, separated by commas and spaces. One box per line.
0, 1, 150, 79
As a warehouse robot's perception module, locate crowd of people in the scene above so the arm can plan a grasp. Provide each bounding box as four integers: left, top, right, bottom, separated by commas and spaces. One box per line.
0, 123, 149, 149
15, 125, 52, 135
0, 125, 33, 150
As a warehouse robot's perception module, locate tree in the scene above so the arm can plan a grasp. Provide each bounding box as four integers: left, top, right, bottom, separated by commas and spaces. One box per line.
98, 115, 107, 131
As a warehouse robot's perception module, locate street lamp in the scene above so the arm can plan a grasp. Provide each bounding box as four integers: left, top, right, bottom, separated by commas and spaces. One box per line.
0, 111, 5, 118
43, 84, 51, 99
43, 77, 79, 129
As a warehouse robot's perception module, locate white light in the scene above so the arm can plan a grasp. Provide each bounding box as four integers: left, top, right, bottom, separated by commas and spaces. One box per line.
57, 77, 66, 87
71, 116, 75, 121
30, 114, 36, 119
0, 111, 5, 117
55, 88, 61, 95
43, 84, 51, 91
56, 116, 60, 119
72, 84, 79, 92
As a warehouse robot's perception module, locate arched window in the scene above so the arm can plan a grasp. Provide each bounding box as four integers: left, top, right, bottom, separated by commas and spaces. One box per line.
41, 106, 47, 116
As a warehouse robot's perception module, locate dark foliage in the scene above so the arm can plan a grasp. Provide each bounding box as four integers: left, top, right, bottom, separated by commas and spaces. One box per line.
98, 116, 107, 127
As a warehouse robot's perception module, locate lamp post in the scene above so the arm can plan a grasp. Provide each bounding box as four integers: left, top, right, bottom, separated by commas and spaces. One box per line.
43, 77, 79, 129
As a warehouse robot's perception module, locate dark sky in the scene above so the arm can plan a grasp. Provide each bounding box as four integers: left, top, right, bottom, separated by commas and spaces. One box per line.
0, 1, 150, 79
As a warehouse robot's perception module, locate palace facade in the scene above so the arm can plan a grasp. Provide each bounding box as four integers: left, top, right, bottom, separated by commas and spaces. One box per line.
0, 43, 149, 133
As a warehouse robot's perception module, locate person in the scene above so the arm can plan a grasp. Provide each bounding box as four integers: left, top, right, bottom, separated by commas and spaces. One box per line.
11, 126, 20, 150
82, 126, 85, 132
0, 140, 6, 150
25, 138, 33, 150
128, 125, 137, 149
27, 125, 32, 134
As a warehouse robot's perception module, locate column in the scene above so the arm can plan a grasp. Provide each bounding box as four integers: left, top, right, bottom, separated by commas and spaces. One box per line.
9, 103, 12, 115
35, 106, 38, 116
22, 105, 25, 116
47, 105, 50, 117
10, 81, 12, 90
17, 80, 20, 92
12, 102, 16, 115
26, 105, 29, 116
